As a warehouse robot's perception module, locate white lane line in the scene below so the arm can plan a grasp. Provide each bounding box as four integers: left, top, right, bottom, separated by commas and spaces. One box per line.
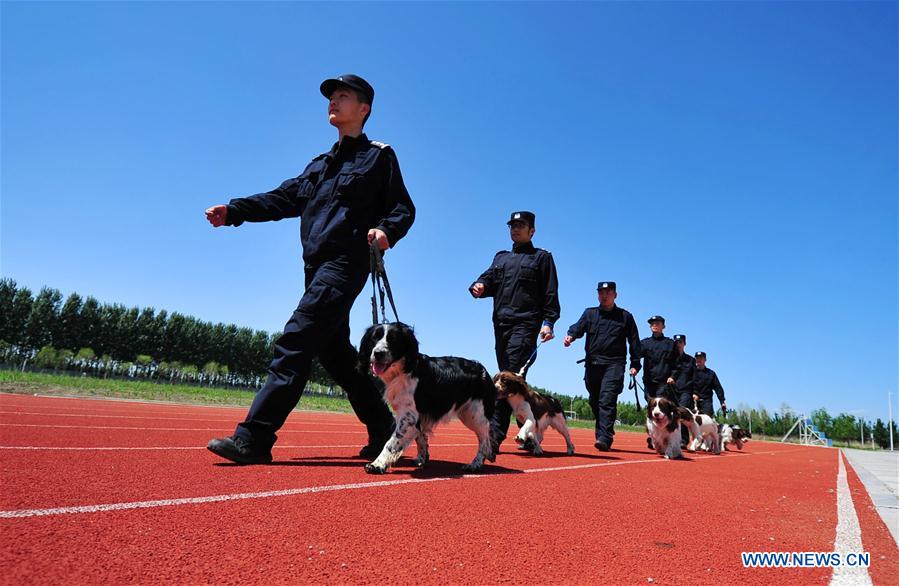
0, 423, 366, 433
0, 411, 371, 427
0, 478, 449, 518
0, 443, 482, 451
0, 449, 782, 519
830, 452, 873, 585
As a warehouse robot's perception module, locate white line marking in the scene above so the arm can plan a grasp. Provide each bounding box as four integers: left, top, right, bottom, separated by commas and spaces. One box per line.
830, 452, 873, 585
0, 424, 368, 433
0, 411, 375, 427
0, 448, 785, 519
0, 478, 447, 518
0, 443, 481, 451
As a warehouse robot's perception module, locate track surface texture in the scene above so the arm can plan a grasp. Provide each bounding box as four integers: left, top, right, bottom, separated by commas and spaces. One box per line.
1, 393, 896, 585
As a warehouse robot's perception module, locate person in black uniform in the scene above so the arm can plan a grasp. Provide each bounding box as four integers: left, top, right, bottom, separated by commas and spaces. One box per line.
639, 315, 680, 402
204, 74, 415, 464
693, 351, 726, 417
564, 281, 641, 451
672, 334, 695, 447
470, 211, 560, 453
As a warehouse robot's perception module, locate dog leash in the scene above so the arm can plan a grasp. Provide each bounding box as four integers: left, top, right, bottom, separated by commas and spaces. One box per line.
369, 243, 399, 325
516, 338, 546, 377
627, 375, 643, 411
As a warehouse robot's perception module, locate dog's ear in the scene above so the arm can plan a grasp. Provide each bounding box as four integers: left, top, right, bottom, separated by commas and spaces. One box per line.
357, 325, 378, 374
400, 323, 419, 373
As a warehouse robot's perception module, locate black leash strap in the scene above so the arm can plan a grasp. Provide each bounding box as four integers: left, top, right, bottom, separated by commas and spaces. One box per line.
628, 375, 643, 411
370, 243, 399, 325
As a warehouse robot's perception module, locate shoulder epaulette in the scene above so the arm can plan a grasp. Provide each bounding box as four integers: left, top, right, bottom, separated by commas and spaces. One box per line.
370, 140, 391, 150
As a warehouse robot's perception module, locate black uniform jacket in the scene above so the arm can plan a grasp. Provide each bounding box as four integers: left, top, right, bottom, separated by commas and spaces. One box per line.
567, 305, 641, 371
470, 242, 560, 328
694, 367, 725, 403
225, 134, 415, 266
639, 335, 681, 385
673, 352, 695, 395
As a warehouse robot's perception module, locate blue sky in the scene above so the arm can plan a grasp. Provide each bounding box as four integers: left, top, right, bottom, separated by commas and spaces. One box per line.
2, 2, 896, 424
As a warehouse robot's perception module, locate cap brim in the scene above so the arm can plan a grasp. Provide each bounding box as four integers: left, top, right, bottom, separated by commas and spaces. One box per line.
320, 79, 350, 99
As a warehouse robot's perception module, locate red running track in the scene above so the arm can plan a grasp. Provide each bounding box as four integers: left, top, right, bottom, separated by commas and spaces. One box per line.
0, 393, 895, 585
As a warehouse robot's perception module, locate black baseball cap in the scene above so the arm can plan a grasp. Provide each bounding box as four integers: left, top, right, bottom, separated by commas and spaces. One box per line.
647, 315, 665, 324
695, 351, 707, 359
597, 281, 616, 291
673, 334, 686, 343
507, 211, 536, 227
320, 74, 375, 104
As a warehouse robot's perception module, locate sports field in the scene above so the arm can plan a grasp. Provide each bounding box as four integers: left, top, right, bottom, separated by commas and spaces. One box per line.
1, 392, 896, 585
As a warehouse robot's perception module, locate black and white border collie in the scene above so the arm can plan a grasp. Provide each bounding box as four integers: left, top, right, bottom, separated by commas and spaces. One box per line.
684, 413, 722, 455
358, 322, 497, 474
646, 397, 694, 459
493, 371, 575, 456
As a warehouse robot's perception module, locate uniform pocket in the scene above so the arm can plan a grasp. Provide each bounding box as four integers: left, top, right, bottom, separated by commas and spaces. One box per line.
518, 265, 538, 282
335, 171, 366, 199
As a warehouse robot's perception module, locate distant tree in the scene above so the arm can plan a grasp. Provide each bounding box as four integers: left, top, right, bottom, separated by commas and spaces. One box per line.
75, 347, 96, 361
811, 408, 834, 438
33, 345, 59, 370
872, 419, 889, 448
97, 304, 126, 357
0, 279, 19, 343
22, 287, 60, 350
133, 308, 156, 358
150, 309, 168, 360
135, 354, 153, 377
116, 306, 140, 361
56, 293, 84, 351
79, 297, 102, 353
831, 413, 858, 445
202, 361, 220, 385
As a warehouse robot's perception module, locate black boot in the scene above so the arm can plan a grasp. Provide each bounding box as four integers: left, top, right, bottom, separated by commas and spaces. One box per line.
207, 435, 272, 465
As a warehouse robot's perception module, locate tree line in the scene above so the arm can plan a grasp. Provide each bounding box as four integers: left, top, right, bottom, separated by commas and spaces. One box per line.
0, 279, 335, 390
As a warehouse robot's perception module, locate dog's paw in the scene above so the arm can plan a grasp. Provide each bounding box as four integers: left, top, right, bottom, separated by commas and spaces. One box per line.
514, 435, 526, 444
364, 463, 388, 474
532, 447, 544, 456
566, 446, 575, 456
413, 455, 429, 468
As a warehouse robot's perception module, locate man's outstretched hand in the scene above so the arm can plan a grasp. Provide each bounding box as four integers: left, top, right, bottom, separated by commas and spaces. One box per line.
206, 205, 228, 227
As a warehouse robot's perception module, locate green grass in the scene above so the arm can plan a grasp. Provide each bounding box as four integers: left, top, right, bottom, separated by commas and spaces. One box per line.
0, 370, 354, 413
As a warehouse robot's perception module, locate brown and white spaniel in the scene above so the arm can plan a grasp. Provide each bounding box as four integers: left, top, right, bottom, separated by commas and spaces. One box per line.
493, 371, 575, 456
646, 397, 694, 459
685, 413, 722, 455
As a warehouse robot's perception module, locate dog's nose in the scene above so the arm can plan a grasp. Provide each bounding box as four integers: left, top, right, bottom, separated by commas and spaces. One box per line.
373, 350, 388, 362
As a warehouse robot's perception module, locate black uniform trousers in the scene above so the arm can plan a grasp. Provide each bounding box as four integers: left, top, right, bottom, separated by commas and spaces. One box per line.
235, 256, 393, 450
696, 395, 715, 417
585, 363, 625, 445
489, 321, 541, 445
643, 381, 676, 403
